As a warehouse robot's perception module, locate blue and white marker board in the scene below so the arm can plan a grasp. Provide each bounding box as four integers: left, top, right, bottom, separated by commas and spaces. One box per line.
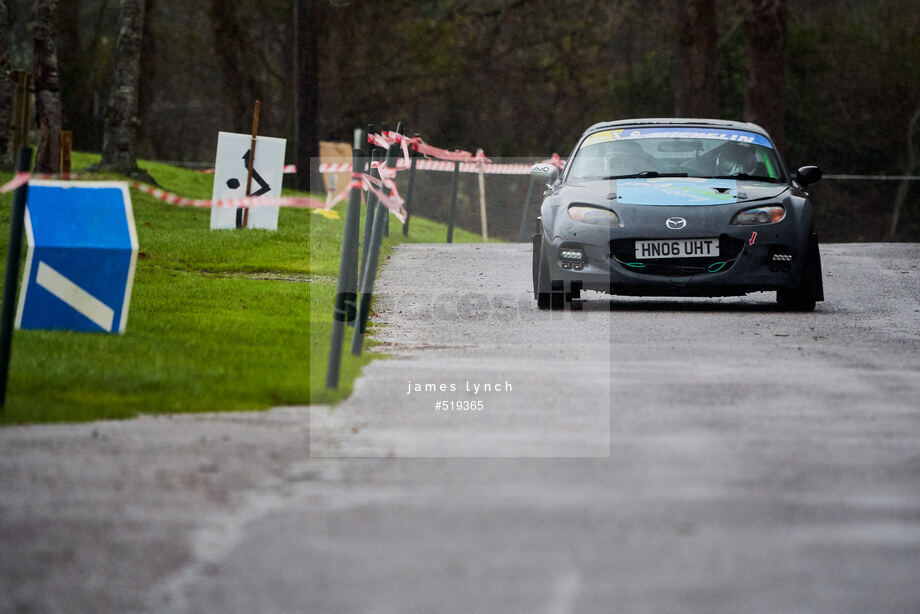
15, 180, 138, 334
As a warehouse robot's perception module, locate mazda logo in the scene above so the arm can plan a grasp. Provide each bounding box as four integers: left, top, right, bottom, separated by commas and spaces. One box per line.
665, 217, 687, 230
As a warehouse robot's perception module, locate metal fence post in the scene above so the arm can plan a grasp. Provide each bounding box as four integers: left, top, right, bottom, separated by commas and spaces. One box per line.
326, 129, 365, 389
347, 135, 368, 328
0, 148, 34, 408
374, 122, 390, 237
351, 141, 397, 356
518, 177, 536, 242
477, 161, 488, 242
380, 123, 390, 239
384, 122, 404, 239
359, 150, 381, 289
402, 132, 420, 237
446, 159, 460, 243
362, 123, 375, 245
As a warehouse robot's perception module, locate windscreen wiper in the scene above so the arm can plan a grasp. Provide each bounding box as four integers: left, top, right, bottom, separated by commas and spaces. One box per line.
601, 171, 689, 180
706, 173, 781, 183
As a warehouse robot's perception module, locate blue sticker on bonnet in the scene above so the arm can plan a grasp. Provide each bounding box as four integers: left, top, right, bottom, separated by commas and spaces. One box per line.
617, 178, 738, 206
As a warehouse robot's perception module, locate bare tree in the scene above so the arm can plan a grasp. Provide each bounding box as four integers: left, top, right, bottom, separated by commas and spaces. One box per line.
0, 0, 12, 168
137, 0, 157, 126
743, 0, 786, 151
33, 0, 62, 173
58, 0, 118, 153
100, 0, 145, 175
208, 1, 259, 128
674, 0, 718, 118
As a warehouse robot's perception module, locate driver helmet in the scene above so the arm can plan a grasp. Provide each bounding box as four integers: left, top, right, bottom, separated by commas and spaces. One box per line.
715, 142, 758, 175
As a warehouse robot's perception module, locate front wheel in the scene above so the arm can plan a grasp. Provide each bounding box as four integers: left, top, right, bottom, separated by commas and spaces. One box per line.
535, 238, 555, 310
535, 238, 576, 311
777, 235, 822, 312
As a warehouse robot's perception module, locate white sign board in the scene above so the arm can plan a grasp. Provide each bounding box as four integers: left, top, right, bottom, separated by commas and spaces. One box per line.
210, 131, 287, 231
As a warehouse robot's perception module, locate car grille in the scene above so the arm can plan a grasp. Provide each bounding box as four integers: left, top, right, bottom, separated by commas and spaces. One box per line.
610, 235, 745, 276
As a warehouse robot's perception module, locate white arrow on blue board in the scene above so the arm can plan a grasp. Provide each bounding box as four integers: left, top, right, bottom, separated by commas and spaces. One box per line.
34, 261, 115, 332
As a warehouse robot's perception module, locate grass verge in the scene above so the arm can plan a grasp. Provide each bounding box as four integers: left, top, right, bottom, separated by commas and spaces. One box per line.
0, 152, 491, 424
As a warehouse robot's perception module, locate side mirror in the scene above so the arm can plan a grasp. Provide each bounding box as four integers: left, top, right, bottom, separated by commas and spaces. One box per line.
795, 165, 822, 188
530, 163, 559, 186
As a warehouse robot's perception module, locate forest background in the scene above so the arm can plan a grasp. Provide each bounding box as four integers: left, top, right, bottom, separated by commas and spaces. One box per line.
2, 0, 919, 241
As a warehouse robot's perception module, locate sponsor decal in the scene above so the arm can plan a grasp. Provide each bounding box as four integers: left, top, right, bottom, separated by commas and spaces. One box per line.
581, 129, 622, 147
580, 126, 773, 149
617, 178, 739, 206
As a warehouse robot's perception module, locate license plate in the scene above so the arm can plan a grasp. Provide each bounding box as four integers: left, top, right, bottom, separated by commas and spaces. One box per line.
634, 238, 719, 259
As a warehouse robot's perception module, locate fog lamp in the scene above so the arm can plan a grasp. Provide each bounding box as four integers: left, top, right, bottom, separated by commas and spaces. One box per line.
559, 247, 585, 271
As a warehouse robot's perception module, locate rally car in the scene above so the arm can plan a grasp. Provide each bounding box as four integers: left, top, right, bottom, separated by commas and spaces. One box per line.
531, 118, 824, 311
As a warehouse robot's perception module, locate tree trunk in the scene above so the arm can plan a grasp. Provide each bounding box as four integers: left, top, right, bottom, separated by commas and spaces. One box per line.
100, 0, 144, 174
294, 0, 320, 192
57, 0, 83, 149
136, 0, 156, 152
674, 0, 718, 118
743, 0, 786, 152
0, 0, 13, 169
33, 0, 62, 173
208, 1, 259, 130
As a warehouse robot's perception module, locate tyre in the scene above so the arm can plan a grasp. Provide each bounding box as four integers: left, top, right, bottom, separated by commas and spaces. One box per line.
531, 233, 542, 301
777, 235, 822, 312
568, 282, 583, 310
536, 238, 553, 310
535, 240, 580, 311
535, 239, 567, 310
550, 280, 565, 310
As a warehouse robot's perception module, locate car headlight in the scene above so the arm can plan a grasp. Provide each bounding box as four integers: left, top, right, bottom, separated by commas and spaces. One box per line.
731, 205, 786, 225
568, 205, 621, 226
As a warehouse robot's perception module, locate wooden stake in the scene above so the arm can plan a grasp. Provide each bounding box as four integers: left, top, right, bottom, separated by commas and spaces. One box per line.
60, 130, 72, 174
478, 163, 489, 242
242, 100, 261, 229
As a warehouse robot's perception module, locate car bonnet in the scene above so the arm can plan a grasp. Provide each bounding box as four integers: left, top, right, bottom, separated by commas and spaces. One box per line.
611, 177, 788, 206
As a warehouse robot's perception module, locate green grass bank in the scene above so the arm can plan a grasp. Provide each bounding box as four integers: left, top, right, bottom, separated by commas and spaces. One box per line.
0, 153, 489, 424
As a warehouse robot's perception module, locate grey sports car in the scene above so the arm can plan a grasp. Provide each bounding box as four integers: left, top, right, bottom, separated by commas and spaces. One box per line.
531, 118, 824, 311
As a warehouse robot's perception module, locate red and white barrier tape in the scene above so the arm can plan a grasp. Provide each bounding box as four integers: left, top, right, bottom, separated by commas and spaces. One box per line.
2, 171, 409, 225
0, 172, 31, 193
202, 164, 296, 174
194, 130, 563, 176
375, 132, 413, 168
369, 131, 494, 167
128, 181, 330, 209
0, 171, 91, 191
323, 171, 406, 222
321, 138, 561, 175
322, 173, 362, 210
0, 172, 331, 210
367, 132, 391, 151
318, 159, 550, 175
363, 175, 406, 222
543, 153, 566, 169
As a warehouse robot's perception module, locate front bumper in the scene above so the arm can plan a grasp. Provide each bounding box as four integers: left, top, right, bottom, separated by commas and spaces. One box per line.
542, 228, 809, 297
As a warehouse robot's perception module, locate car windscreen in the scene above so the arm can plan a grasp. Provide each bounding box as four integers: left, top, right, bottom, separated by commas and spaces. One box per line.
566, 127, 786, 183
